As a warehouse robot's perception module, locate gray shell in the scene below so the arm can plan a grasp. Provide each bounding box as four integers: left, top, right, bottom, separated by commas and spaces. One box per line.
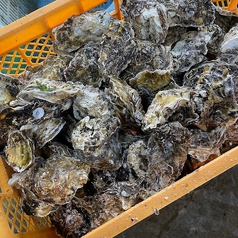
9, 156, 90, 217
54, 11, 113, 52
157, 0, 215, 27
99, 20, 136, 77
71, 116, 122, 170
123, 0, 169, 43
64, 43, 100, 85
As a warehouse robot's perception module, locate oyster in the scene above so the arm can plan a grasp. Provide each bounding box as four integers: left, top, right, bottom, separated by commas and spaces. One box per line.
184, 60, 238, 130
141, 122, 190, 197
123, 40, 173, 87
99, 20, 136, 77
50, 193, 124, 238
20, 55, 67, 82
54, 11, 113, 52
142, 87, 194, 131
188, 126, 226, 165
5, 130, 34, 172
0, 73, 22, 119
105, 77, 145, 126
17, 77, 84, 104
20, 117, 66, 148
9, 156, 90, 217
219, 24, 238, 64
171, 30, 210, 74
157, 0, 215, 27
1, 2, 238, 237
204, 24, 225, 56
122, 0, 169, 43
64, 43, 100, 85
73, 84, 114, 120
71, 116, 122, 170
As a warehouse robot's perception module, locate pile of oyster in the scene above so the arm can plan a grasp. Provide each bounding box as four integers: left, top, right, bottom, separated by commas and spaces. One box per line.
1, 0, 238, 237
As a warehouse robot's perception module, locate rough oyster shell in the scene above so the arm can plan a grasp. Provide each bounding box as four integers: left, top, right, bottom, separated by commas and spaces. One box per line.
105, 77, 145, 126
17, 78, 84, 104
50, 193, 124, 238
184, 60, 238, 130
73, 85, 114, 120
125, 122, 190, 201
142, 87, 193, 131
0, 73, 22, 119
71, 116, 122, 170
219, 24, 238, 64
9, 156, 90, 217
64, 43, 100, 85
188, 126, 226, 163
99, 20, 136, 77
157, 0, 215, 27
20, 55, 67, 82
220, 24, 238, 53
204, 24, 225, 55
5, 130, 35, 172
171, 30, 210, 74
20, 118, 66, 148
123, 0, 169, 43
54, 11, 113, 52
121, 40, 173, 86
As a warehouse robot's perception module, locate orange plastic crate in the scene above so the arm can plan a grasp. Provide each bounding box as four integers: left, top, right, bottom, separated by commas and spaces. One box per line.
0, 1, 238, 238
212, 0, 238, 13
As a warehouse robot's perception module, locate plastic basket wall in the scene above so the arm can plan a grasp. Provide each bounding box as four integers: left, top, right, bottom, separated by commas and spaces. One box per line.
212, 0, 238, 12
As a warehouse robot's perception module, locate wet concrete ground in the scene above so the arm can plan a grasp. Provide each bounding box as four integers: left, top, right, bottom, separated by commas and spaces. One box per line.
116, 165, 238, 238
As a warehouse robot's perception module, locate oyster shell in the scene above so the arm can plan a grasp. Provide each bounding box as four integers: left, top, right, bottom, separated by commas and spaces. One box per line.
142, 87, 194, 131
121, 40, 173, 85
54, 11, 113, 52
0, 73, 22, 119
157, 0, 215, 27
99, 20, 136, 77
20, 118, 66, 148
5, 130, 34, 172
50, 193, 124, 238
71, 116, 122, 170
20, 55, 67, 82
105, 77, 145, 126
123, 0, 169, 43
171, 30, 210, 74
64, 43, 100, 85
219, 24, 238, 64
124, 122, 190, 201
204, 24, 225, 56
73, 85, 114, 120
9, 156, 90, 217
17, 78, 84, 104
188, 126, 226, 164
184, 60, 238, 130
